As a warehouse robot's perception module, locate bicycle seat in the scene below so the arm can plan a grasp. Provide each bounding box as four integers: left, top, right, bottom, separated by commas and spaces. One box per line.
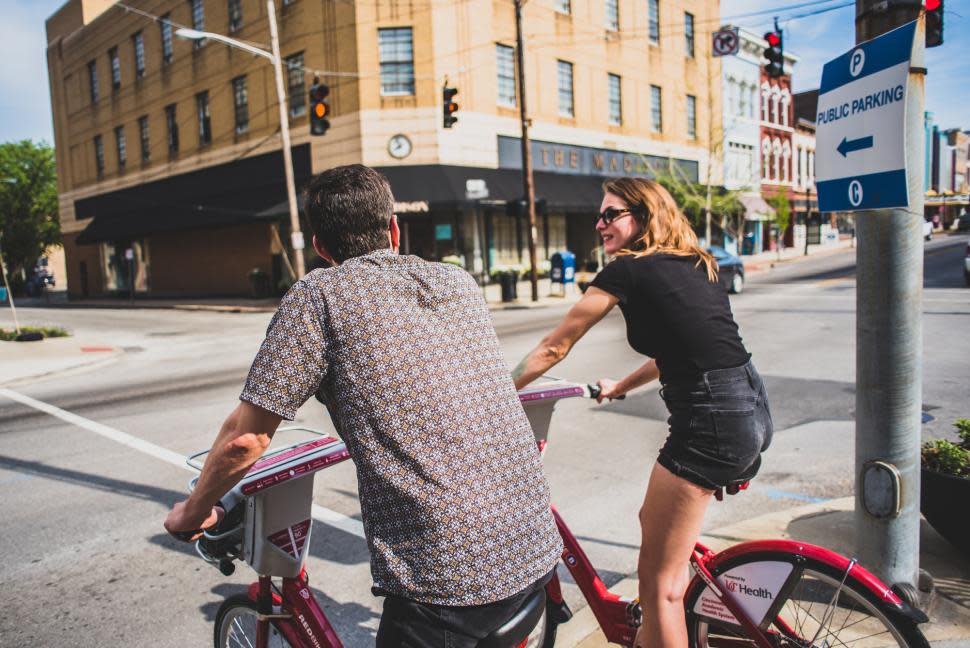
478, 588, 546, 648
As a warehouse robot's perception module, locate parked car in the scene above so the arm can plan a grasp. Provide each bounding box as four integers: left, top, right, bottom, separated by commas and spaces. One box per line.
25, 258, 56, 297
708, 246, 745, 294
923, 219, 933, 241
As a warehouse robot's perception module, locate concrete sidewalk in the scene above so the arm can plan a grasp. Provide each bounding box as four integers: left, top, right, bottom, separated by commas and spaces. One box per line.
0, 334, 123, 387
562, 496, 970, 647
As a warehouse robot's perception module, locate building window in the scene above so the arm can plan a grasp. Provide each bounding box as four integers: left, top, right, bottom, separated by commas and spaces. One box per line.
87, 60, 99, 103
496, 44, 516, 107
190, 0, 205, 48
684, 12, 695, 58
109, 47, 121, 89
115, 126, 127, 169
228, 0, 243, 32
605, 0, 619, 31
232, 76, 249, 134
196, 91, 211, 146
138, 115, 150, 162
648, 0, 660, 44
651, 85, 662, 132
94, 135, 104, 177
132, 32, 145, 78
378, 28, 415, 96
161, 14, 173, 63
557, 60, 574, 117
608, 74, 621, 125
165, 104, 179, 155
555, 0, 571, 14
686, 95, 697, 139
286, 53, 306, 117
738, 82, 748, 118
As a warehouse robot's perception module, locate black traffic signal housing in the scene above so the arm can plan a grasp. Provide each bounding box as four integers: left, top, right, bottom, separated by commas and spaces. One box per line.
926, 0, 943, 47
442, 85, 459, 129
764, 30, 784, 78
309, 81, 330, 136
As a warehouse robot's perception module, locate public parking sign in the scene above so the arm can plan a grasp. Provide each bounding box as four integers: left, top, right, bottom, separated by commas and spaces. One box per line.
815, 21, 918, 212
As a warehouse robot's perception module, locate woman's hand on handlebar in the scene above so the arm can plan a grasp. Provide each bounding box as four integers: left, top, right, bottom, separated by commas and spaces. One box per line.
594, 378, 625, 403
164, 500, 225, 542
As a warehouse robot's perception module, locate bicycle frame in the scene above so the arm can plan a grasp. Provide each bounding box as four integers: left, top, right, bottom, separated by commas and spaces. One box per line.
243, 573, 343, 648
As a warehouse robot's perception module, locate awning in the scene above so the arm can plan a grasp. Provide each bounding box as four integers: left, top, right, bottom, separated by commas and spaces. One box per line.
75, 144, 311, 244
925, 192, 969, 206
739, 194, 775, 222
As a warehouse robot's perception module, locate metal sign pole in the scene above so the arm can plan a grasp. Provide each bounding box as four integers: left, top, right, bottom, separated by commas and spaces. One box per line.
854, 2, 924, 595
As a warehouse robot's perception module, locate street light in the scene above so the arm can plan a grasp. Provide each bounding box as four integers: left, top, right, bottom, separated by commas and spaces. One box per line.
175, 0, 306, 279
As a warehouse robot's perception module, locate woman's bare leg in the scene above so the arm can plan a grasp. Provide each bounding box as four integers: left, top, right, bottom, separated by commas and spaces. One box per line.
635, 463, 712, 648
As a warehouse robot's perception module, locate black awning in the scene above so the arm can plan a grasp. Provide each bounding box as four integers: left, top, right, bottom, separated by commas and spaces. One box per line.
75, 144, 311, 244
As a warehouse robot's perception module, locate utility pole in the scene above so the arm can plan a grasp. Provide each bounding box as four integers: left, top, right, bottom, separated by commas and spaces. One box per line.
267, 0, 305, 278
804, 188, 810, 256
514, 0, 539, 302
854, 0, 924, 596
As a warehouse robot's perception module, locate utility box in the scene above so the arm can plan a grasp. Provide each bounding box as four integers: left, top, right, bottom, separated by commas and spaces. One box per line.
550, 251, 576, 297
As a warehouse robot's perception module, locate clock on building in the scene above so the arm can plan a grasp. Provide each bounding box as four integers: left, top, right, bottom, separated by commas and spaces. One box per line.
388, 134, 412, 159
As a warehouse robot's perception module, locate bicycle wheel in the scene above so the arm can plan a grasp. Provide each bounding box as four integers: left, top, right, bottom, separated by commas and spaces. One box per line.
686, 556, 929, 648
214, 594, 293, 648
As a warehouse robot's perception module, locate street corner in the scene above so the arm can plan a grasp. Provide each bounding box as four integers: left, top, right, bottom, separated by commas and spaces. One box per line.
0, 335, 124, 387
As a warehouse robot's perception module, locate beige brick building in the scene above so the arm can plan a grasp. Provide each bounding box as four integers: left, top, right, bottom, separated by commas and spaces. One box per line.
47, 0, 722, 297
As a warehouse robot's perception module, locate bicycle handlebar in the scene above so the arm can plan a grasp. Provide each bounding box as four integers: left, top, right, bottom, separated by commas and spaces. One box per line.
586, 384, 626, 401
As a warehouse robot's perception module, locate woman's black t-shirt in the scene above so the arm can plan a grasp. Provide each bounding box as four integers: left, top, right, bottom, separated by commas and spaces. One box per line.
589, 253, 750, 382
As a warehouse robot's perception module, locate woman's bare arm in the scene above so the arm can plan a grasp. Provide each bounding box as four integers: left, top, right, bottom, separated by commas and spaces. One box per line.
512, 287, 619, 390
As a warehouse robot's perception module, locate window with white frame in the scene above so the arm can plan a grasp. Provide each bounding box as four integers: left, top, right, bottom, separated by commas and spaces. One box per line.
94, 135, 105, 177
686, 94, 697, 139
738, 82, 748, 118
762, 138, 771, 179
648, 0, 659, 44
496, 44, 516, 107
684, 12, 695, 57
771, 88, 780, 125
379, 28, 415, 96
781, 90, 791, 126
651, 85, 662, 132
558, 60, 574, 117
108, 47, 121, 89
114, 125, 127, 169
608, 74, 621, 125
160, 14, 173, 63
772, 138, 782, 181
605, 0, 619, 31
133, 32, 145, 78
782, 141, 791, 183
88, 60, 99, 103
286, 53, 306, 116
232, 76, 248, 134
761, 82, 770, 121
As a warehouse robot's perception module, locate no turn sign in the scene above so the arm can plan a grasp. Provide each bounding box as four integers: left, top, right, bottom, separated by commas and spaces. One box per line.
712, 28, 740, 57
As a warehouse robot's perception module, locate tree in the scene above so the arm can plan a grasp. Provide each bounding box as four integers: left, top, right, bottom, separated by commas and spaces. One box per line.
765, 190, 791, 260
0, 141, 59, 293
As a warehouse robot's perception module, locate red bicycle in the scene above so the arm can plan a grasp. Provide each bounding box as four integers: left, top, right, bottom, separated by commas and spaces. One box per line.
187, 381, 930, 648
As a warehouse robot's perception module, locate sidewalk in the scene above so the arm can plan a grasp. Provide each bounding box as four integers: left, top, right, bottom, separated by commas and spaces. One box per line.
563, 496, 970, 647
740, 237, 856, 274
0, 334, 123, 387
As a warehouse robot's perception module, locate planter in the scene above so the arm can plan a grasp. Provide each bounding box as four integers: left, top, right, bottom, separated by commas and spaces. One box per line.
921, 467, 970, 556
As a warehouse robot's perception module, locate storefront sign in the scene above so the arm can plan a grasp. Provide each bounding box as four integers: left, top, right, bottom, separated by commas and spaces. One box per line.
394, 200, 430, 213
498, 136, 699, 183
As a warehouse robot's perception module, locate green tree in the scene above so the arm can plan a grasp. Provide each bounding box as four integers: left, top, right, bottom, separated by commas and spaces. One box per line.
765, 190, 791, 260
0, 141, 59, 293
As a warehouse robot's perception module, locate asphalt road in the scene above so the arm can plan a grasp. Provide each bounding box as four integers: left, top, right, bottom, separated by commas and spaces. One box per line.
0, 234, 967, 646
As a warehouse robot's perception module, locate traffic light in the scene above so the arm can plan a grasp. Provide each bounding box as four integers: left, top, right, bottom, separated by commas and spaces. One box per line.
309, 80, 330, 136
763, 30, 784, 78
926, 0, 943, 47
442, 85, 459, 129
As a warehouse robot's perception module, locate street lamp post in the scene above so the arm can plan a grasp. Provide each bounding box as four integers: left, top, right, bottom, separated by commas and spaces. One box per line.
176, 0, 306, 278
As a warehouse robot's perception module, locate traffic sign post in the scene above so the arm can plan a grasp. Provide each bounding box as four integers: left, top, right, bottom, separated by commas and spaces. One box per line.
815, 20, 918, 212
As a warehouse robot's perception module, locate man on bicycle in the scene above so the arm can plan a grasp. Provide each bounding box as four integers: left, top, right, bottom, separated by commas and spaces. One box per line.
164, 164, 562, 646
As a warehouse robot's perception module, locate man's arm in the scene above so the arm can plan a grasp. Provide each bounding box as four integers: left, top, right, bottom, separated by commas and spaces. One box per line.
164, 401, 282, 540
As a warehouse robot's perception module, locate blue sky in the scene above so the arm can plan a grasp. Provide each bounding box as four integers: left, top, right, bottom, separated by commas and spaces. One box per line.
1, 0, 966, 145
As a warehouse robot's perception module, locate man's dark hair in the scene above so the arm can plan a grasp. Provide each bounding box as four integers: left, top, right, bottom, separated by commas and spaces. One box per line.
302, 164, 394, 262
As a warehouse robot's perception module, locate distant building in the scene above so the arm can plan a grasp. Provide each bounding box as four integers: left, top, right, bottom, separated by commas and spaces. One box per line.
759, 43, 799, 250
47, 0, 724, 298
924, 112, 969, 227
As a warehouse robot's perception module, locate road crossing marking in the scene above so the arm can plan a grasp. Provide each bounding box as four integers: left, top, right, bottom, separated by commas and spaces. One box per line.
0, 387, 365, 539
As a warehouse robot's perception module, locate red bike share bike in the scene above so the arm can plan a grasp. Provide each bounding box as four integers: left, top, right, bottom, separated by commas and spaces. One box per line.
187, 379, 930, 648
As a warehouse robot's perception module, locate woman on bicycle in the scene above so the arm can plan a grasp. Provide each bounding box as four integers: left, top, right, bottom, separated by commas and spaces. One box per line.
513, 177, 772, 648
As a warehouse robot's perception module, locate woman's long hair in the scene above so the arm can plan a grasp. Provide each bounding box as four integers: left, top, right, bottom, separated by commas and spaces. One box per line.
602, 177, 718, 282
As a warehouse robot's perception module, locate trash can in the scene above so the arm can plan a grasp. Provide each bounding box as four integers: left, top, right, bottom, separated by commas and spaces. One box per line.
499, 271, 518, 302
550, 251, 576, 285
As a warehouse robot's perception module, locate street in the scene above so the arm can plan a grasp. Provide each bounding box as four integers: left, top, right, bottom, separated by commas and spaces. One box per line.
0, 235, 967, 646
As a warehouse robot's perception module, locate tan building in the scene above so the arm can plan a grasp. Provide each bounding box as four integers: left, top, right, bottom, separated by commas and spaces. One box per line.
47, 0, 722, 298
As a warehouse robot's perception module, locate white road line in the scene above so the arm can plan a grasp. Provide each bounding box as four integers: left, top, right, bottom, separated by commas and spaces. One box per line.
0, 387, 366, 539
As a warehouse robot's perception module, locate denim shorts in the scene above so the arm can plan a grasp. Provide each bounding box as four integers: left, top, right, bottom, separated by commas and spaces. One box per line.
657, 361, 773, 490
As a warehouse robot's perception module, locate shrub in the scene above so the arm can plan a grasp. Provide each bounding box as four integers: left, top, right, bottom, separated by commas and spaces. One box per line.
0, 325, 69, 341
922, 418, 970, 478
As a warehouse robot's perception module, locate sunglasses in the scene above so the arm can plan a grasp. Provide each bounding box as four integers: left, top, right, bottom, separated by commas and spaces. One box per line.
595, 207, 633, 227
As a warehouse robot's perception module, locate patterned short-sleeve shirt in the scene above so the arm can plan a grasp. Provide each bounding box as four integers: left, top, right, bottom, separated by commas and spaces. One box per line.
241, 248, 562, 605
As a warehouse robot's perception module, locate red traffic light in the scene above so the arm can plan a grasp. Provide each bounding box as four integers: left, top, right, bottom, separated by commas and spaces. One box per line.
765, 32, 781, 47
925, 0, 941, 10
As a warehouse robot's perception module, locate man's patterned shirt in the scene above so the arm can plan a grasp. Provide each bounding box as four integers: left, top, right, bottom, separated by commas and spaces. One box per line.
240, 248, 562, 605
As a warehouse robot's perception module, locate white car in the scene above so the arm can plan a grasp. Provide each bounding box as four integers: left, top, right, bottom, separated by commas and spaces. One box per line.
923, 219, 933, 241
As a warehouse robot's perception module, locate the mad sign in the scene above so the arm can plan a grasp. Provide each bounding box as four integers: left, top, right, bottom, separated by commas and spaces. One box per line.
815, 21, 919, 213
